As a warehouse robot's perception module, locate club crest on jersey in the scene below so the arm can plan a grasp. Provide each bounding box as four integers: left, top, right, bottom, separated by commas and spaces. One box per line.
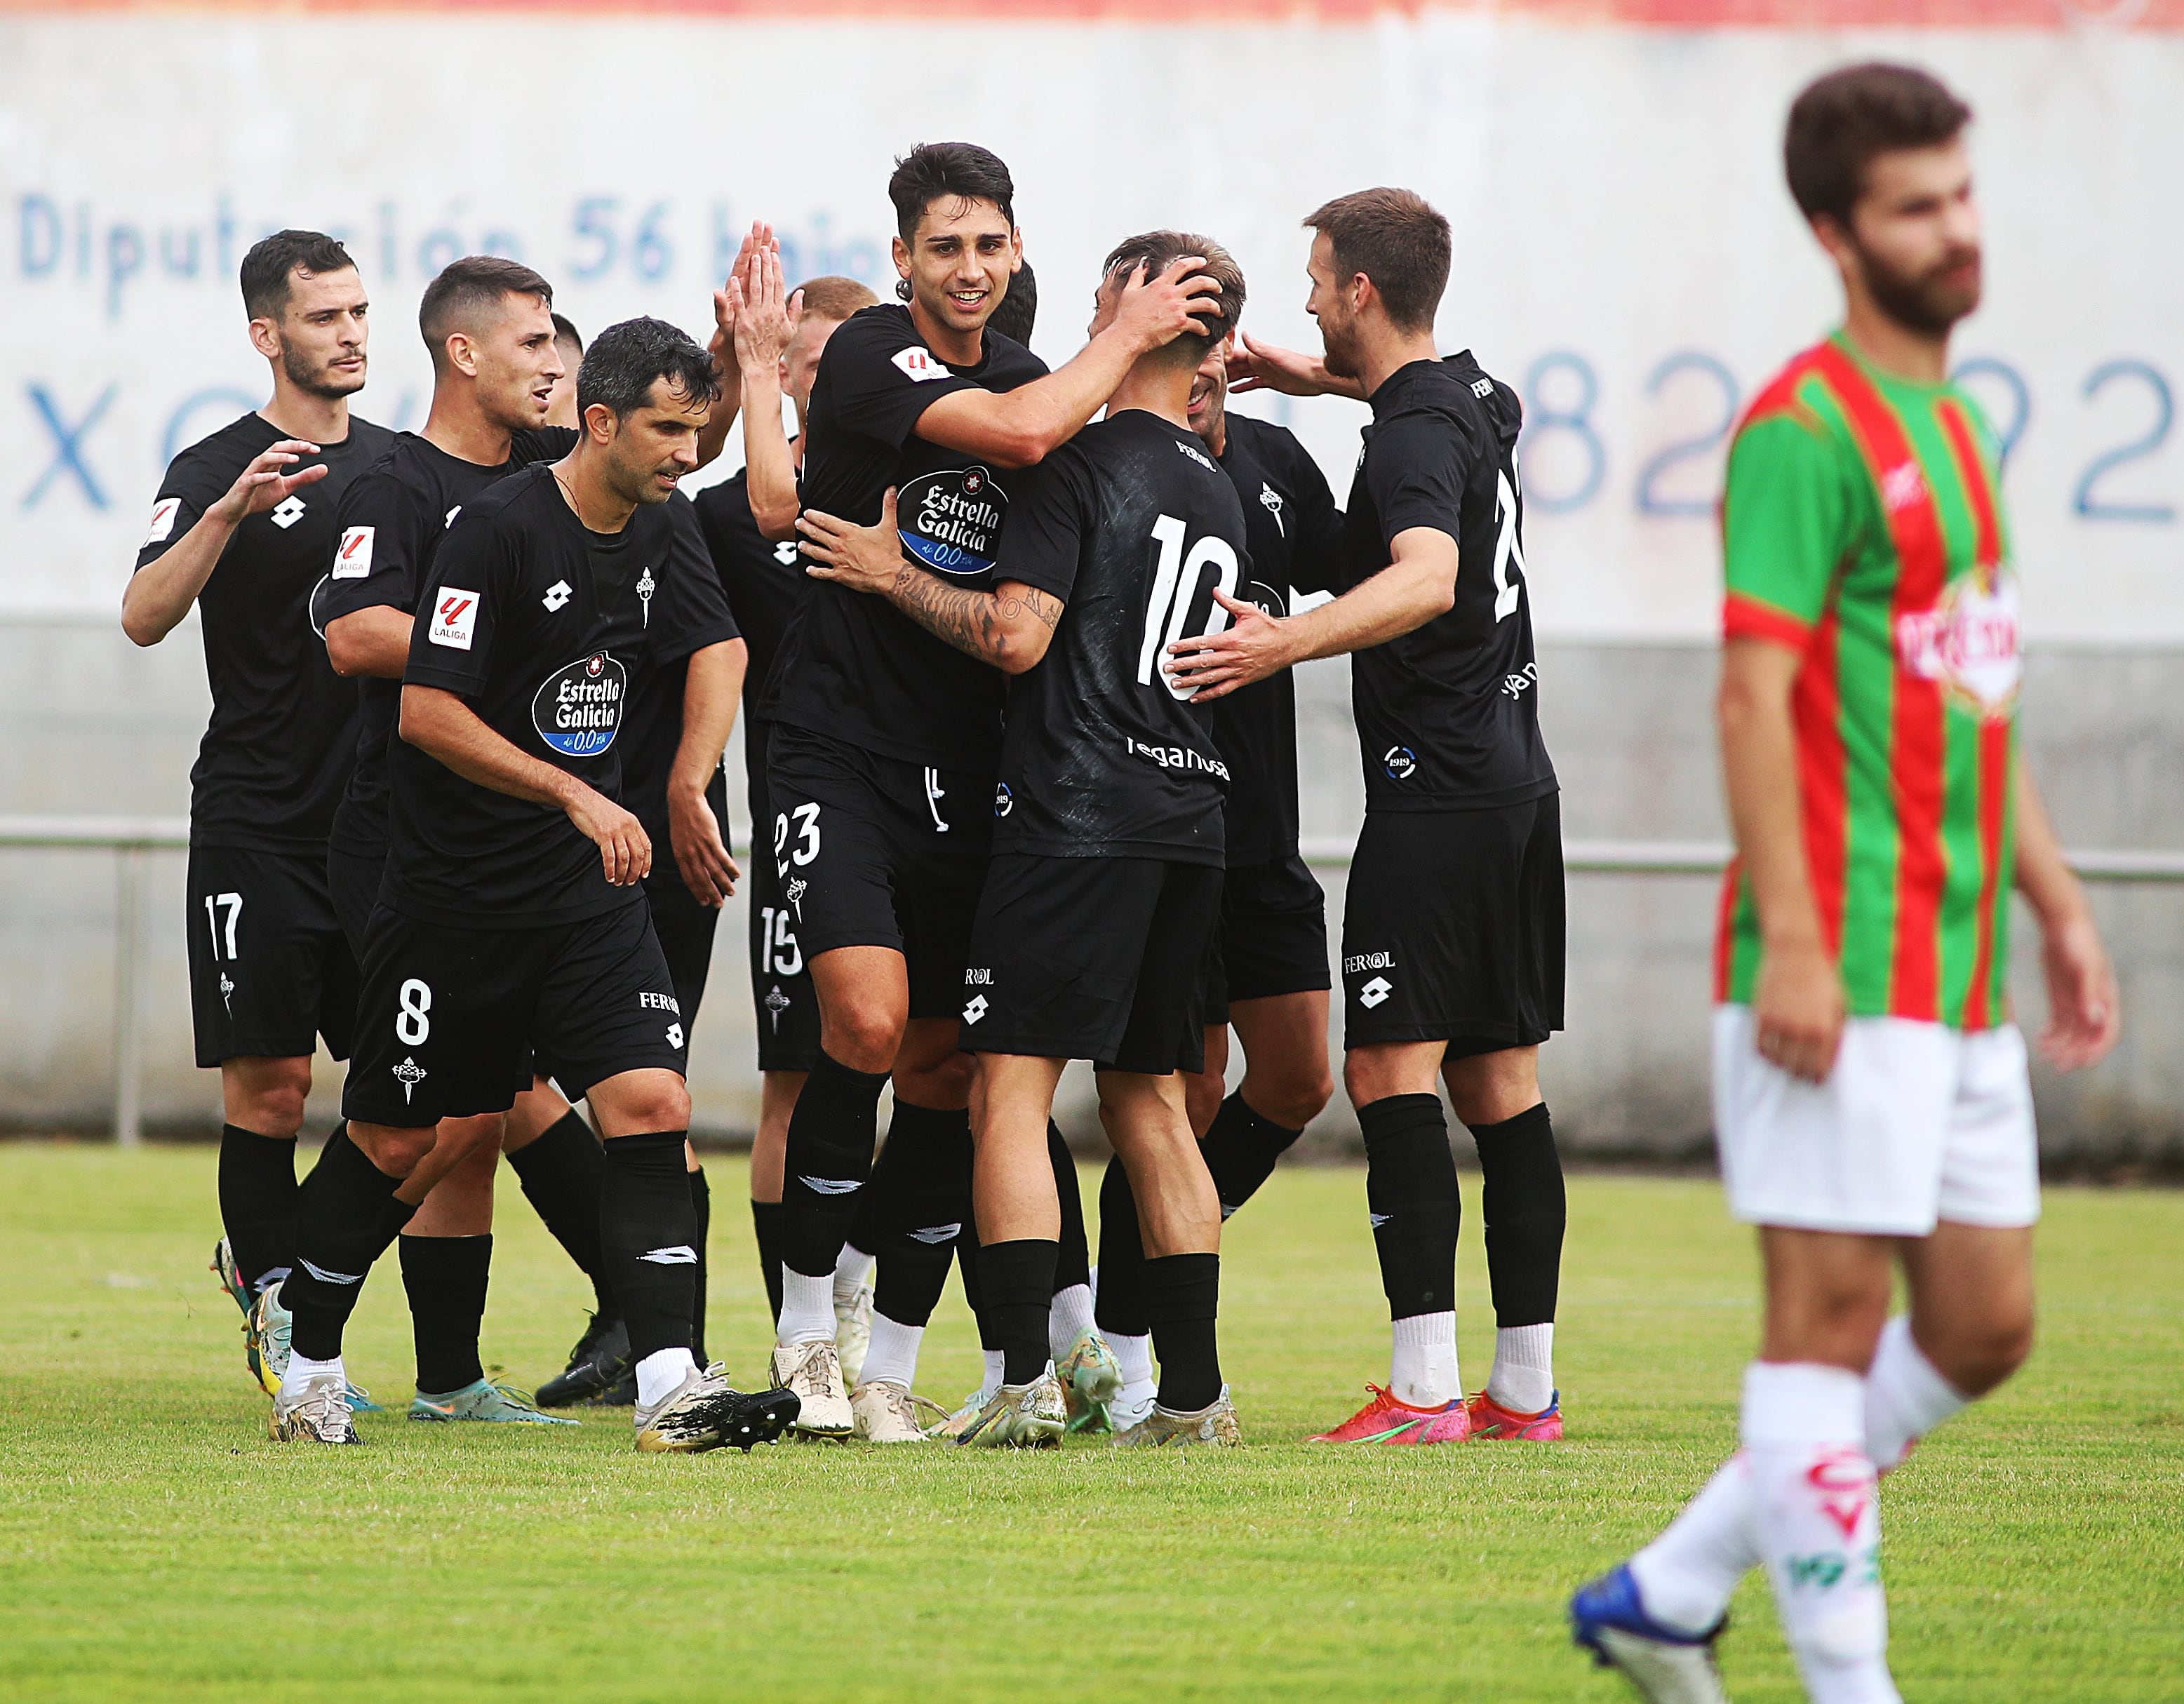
333, 526, 374, 579
142, 497, 182, 547
1382, 746, 1418, 780
1259, 483, 1287, 537
899, 465, 1007, 577
429, 589, 481, 650
636, 565, 655, 628
892, 345, 951, 383
1894, 569, 2021, 721
530, 651, 627, 756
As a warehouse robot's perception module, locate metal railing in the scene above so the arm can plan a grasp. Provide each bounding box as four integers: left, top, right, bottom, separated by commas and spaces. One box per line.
6, 815, 2182, 1148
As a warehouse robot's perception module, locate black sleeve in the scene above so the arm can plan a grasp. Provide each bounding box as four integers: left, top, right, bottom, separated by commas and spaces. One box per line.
1278, 436, 1346, 596
321, 464, 429, 623
992, 445, 1096, 603
509, 427, 582, 465
404, 510, 510, 697
132, 445, 233, 572
826, 316, 998, 452
652, 497, 740, 667
1367, 412, 1469, 554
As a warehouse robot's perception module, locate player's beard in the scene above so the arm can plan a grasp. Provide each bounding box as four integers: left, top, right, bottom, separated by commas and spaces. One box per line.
282, 342, 366, 400
1320, 314, 1363, 382
1857, 239, 1982, 337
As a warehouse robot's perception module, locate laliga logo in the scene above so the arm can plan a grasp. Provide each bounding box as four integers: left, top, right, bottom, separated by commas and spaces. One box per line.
1894, 570, 2021, 720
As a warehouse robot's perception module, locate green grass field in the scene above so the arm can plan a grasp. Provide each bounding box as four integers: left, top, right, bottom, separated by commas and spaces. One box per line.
0, 1143, 2178, 1703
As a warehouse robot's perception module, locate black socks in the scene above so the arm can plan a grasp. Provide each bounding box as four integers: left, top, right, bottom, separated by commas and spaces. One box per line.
1093, 1156, 1148, 1337
400, 1233, 490, 1395
1143, 1252, 1221, 1412
869, 1101, 973, 1331
751, 1198, 786, 1322
506, 1110, 611, 1315
1359, 1093, 1459, 1320
688, 1165, 711, 1365
1200, 1091, 1304, 1219
286, 1126, 418, 1362
779, 1051, 890, 1277
598, 1131, 696, 1364
1049, 1121, 1092, 1294
1470, 1101, 1564, 1328
980, 1238, 1059, 1386
217, 1122, 299, 1295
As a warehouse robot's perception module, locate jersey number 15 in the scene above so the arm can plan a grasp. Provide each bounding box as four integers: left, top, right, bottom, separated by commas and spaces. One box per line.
1138, 514, 1240, 701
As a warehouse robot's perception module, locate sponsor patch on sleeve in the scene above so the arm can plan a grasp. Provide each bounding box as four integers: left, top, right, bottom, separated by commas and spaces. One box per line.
429, 588, 481, 650
333, 526, 375, 579
891, 346, 951, 383
142, 497, 182, 547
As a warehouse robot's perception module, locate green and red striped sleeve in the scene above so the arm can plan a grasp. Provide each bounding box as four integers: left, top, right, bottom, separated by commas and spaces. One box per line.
1721, 407, 1847, 648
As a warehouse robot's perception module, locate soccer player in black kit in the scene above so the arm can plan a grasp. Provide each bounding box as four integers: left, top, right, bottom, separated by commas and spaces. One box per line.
758, 142, 1222, 1439
121, 230, 392, 1402
801, 231, 1252, 1449
1092, 308, 1342, 1431
1170, 189, 1569, 1445
267, 319, 793, 1453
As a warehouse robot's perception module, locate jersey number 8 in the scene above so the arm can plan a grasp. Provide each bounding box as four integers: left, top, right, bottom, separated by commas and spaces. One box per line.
1139, 514, 1240, 701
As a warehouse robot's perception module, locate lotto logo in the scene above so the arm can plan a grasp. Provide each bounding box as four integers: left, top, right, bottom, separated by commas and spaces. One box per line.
542, 579, 572, 612
892, 345, 951, 383
142, 497, 182, 547
270, 495, 307, 529
666, 1023, 684, 1049
963, 994, 989, 1024
1359, 977, 1393, 1009
429, 589, 481, 650
333, 527, 374, 579
773, 541, 800, 565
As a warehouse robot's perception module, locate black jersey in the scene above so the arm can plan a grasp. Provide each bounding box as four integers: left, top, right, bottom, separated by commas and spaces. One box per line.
321, 427, 578, 857
768, 304, 1049, 771
1210, 414, 1344, 864
135, 410, 395, 854
692, 464, 805, 821
1340, 352, 1557, 812
616, 490, 744, 853
992, 410, 1245, 866
387, 466, 737, 927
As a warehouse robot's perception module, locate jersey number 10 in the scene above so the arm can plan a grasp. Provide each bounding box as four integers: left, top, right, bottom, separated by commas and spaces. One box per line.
1138, 514, 1240, 701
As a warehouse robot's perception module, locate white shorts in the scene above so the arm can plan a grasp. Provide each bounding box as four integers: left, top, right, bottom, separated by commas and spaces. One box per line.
1712, 1005, 2040, 1236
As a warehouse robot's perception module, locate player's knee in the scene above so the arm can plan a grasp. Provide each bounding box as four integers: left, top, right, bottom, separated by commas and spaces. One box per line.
355, 1122, 436, 1177
1183, 1068, 1226, 1135
229, 1058, 312, 1137
1256, 1061, 1334, 1132
895, 1049, 974, 1111
1938, 1307, 2035, 1396
822, 1004, 905, 1074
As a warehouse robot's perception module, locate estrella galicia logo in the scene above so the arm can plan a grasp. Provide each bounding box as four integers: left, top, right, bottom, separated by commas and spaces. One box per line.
531, 652, 627, 757
1383, 746, 1418, 780
994, 782, 1013, 818
899, 464, 1007, 577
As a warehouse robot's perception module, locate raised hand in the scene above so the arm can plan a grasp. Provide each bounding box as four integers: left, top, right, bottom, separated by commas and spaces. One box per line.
210, 441, 330, 525
1109, 256, 1225, 356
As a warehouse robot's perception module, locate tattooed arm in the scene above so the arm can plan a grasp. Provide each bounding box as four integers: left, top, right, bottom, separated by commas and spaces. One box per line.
798, 488, 1064, 675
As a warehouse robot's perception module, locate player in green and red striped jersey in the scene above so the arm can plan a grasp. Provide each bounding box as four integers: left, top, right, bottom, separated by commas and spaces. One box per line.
1573, 64, 2120, 1704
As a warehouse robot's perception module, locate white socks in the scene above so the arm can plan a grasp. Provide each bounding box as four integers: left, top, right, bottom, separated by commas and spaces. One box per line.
833, 1242, 872, 1308
1865, 1315, 1969, 1471
1743, 1362, 1898, 1704
976, 1348, 1005, 1400
1048, 1282, 1097, 1361
1486, 1322, 1554, 1414
635, 1347, 698, 1409
859, 1314, 923, 1390
279, 1350, 344, 1405
777, 1267, 836, 1346
1389, 1311, 1460, 1408
1110, 1330, 1155, 1413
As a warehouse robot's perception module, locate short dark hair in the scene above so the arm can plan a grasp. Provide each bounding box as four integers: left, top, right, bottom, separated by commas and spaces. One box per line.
888, 142, 1016, 241
575, 316, 722, 422
985, 260, 1038, 345
1785, 62, 1973, 225
239, 230, 356, 321
1101, 234, 1245, 361
796, 276, 880, 325
419, 256, 555, 374
551, 312, 584, 357
1302, 189, 1450, 335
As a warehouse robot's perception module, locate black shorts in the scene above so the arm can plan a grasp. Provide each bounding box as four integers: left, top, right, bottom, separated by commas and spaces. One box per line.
644, 870, 722, 1031
1339, 793, 1565, 1055
744, 772, 821, 1073
1205, 850, 1331, 1026
960, 853, 1221, 1075
765, 723, 994, 1021
186, 845, 359, 1067
327, 843, 385, 960
343, 899, 688, 1128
